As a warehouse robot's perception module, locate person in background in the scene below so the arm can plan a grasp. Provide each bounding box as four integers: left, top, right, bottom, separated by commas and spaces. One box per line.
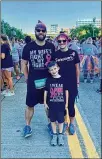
11, 37, 20, 80
96, 37, 102, 93
81, 37, 99, 83
1, 34, 14, 96
68, 37, 81, 54
24, 36, 32, 45
18, 39, 25, 73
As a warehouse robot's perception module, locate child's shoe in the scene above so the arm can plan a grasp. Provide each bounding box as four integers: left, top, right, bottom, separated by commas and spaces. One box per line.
50, 134, 57, 146
84, 79, 87, 83
58, 133, 64, 146
90, 79, 93, 84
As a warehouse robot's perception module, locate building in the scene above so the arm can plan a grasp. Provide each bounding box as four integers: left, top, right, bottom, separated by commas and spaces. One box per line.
50, 24, 59, 33
76, 19, 101, 28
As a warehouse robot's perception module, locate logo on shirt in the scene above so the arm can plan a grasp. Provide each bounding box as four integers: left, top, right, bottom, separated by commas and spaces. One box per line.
55, 52, 75, 62
30, 49, 52, 69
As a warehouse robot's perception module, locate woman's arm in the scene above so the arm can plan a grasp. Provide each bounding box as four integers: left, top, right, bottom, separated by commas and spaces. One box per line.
75, 63, 80, 87
1, 53, 5, 59
65, 90, 69, 108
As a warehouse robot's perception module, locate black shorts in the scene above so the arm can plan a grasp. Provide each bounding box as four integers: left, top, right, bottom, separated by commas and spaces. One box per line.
26, 88, 44, 107
49, 110, 65, 123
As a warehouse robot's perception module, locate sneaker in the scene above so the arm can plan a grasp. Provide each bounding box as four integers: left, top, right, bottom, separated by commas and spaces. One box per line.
23, 125, 32, 138
96, 89, 102, 94
4, 91, 15, 96
58, 134, 64, 146
84, 79, 87, 83
63, 123, 68, 134
51, 134, 57, 146
47, 123, 53, 136
90, 79, 93, 84
69, 123, 75, 135
1, 90, 9, 95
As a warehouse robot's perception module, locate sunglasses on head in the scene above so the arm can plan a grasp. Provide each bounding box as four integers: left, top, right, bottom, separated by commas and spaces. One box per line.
36, 29, 46, 33
57, 39, 67, 43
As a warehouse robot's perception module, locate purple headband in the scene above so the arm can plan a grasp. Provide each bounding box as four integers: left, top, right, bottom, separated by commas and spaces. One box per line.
35, 20, 47, 31
55, 33, 69, 42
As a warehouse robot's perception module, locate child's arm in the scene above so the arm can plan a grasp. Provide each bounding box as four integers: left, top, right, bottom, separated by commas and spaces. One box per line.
65, 90, 69, 109
44, 90, 49, 109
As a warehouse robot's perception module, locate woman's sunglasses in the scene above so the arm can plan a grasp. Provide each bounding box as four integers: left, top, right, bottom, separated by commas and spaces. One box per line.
36, 29, 46, 33
57, 40, 67, 43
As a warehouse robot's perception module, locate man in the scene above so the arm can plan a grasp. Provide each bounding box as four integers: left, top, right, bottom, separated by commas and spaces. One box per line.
22, 20, 55, 137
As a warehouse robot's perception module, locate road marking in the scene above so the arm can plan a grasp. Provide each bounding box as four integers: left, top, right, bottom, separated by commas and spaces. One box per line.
65, 108, 84, 158
66, 131, 84, 158
75, 105, 100, 158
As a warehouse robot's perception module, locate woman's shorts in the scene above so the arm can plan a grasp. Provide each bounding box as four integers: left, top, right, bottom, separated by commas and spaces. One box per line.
2, 67, 14, 72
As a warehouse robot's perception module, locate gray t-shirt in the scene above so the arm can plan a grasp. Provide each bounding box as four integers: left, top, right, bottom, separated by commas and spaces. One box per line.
68, 42, 81, 54
81, 43, 98, 55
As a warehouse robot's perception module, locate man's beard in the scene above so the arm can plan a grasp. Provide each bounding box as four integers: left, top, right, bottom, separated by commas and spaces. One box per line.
35, 34, 46, 41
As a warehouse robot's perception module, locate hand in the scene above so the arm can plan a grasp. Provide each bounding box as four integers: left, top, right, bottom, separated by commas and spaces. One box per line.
65, 104, 68, 109
77, 83, 79, 88
25, 77, 28, 84
44, 103, 49, 110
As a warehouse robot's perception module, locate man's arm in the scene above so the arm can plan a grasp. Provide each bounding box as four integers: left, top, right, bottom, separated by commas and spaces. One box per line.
21, 59, 28, 80
44, 91, 49, 109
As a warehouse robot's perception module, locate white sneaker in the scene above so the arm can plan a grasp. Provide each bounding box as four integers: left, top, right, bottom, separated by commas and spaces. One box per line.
1, 90, 9, 95
4, 91, 15, 96
84, 79, 87, 83
90, 79, 93, 84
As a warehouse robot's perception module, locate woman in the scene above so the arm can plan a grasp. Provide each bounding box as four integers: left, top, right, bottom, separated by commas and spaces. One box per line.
1, 34, 14, 96
53, 33, 80, 135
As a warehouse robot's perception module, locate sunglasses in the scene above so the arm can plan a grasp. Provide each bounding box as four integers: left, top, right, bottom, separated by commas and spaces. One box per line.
58, 40, 67, 43
36, 29, 46, 33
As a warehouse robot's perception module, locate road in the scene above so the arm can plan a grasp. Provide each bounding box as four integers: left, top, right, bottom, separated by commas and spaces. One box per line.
1, 75, 101, 158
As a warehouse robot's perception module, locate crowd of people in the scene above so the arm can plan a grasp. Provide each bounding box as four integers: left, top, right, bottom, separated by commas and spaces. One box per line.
1, 20, 102, 146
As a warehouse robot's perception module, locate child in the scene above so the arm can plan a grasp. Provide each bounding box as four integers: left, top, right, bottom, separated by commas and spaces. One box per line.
44, 61, 69, 146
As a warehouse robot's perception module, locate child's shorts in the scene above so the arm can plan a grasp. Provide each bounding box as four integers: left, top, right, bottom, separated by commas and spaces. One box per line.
49, 110, 65, 123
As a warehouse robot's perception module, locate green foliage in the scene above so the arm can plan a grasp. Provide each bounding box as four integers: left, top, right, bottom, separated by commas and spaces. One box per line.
70, 24, 101, 40
1, 20, 25, 39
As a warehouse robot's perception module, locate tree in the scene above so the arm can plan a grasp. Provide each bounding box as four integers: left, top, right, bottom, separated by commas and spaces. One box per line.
70, 24, 101, 40
1, 20, 25, 39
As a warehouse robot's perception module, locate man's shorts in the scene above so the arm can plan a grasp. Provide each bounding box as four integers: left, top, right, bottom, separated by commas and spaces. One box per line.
49, 110, 65, 123
26, 87, 44, 107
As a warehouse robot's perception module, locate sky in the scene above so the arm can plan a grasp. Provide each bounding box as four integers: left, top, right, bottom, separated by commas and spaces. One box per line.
1, 1, 101, 34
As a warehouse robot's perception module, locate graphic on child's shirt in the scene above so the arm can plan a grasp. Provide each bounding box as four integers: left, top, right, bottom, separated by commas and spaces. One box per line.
30, 49, 52, 69
50, 83, 64, 102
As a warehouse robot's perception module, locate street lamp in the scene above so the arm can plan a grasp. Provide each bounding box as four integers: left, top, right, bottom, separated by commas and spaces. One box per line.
93, 17, 96, 37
